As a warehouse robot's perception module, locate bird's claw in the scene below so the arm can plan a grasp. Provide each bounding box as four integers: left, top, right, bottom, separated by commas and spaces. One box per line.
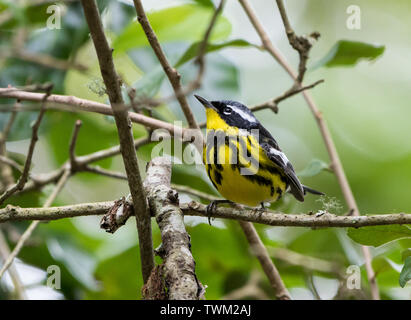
206, 201, 217, 225
206, 200, 233, 225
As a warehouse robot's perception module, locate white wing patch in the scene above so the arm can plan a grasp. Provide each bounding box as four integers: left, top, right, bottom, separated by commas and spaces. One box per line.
268, 146, 290, 166
228, 105, 257, 123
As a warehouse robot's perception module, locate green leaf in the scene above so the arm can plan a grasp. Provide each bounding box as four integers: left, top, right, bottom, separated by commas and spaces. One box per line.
312, 40, 385, 69
47, 237, 99, 291
347, 225, 411, 247
402, 248, 411, 261
175, 39, 256, 68
399, 256, 411, 287
0, 2, 50, 28
189, 0, 215, 7
86, 245, 143, 299
298, 159, 329, 178
113, 4, 231, 53
373, 256, 402, 276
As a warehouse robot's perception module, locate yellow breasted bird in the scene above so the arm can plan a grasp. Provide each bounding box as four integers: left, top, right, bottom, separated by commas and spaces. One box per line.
194, 95, 323, 215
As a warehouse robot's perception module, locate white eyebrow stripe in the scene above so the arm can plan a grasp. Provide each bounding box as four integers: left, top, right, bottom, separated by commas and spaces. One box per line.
227, 105, 257, 123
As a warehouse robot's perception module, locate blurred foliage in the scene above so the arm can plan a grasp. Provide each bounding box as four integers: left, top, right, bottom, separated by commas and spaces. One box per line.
399, 257, 411, 288
348, 225, 411, 247
312, 40, 385, 69
0, 0, 410, 300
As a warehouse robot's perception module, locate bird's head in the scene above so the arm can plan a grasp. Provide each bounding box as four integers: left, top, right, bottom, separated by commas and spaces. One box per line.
194, 95, 258, 130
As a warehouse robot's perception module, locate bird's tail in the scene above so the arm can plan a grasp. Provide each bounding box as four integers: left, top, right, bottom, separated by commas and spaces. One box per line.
303, 185, 324, 196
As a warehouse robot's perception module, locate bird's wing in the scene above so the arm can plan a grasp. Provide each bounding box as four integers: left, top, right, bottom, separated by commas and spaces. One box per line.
255, 124, 305, 202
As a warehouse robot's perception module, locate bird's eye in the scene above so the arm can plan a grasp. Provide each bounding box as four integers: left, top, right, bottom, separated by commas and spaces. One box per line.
223, 107, 232, 115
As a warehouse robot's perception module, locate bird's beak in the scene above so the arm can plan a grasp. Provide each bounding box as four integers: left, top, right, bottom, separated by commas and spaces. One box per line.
194, 95, 215, 110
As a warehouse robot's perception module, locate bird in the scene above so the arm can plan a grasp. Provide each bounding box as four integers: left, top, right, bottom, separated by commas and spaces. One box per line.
194, 94, 323, 218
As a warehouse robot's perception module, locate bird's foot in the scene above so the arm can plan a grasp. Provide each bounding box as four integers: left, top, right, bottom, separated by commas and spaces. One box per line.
206, 200, 234, 225
253, 202, 268, 219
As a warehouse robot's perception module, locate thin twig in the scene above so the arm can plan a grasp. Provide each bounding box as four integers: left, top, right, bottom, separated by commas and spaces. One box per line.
273, 0, 379, 300
171, 183, 221, 202
221, 270, 269, 300
239, 0, 379, 300
69, 120, 82, 170
0, 156, 23, 173
81, 0, 154, 283
185, 0, 226, 93
132, 0, 200, 131
0, 87, 51, 205
0, 49, 88, 72
83, 165, 127, 180
0, 230, 27, 299
0, 108, 18, 189
250, 79, 324, 113
238, 221, 291, 300
0, 89, 185, 137
269, 247, 343, 275
0, 169, 70, 281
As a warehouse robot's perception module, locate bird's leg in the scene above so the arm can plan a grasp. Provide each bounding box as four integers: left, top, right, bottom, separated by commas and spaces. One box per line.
206, 200, 234, 225
253, 202, 267, 219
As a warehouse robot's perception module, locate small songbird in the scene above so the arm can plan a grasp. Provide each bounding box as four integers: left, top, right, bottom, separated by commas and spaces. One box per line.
194, 95, 323, 214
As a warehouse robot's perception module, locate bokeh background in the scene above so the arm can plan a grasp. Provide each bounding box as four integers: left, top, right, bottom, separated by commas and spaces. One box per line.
0, 0, 410, 299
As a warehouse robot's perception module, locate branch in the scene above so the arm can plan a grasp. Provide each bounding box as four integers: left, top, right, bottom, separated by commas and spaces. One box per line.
133, 0, 200, 131
273, 0, 379, 300
186, 0, 226, 93
222, 270, 269, 300
250, 79, 324, 113
81, 0, 154, 283
2, 200, 411, 228
0, 168, 70, 280
0, 107, 18, 190
269, 247, 343, 275
0, 230, 26, 299
238, 221, 291, 300
143, 157, 204, 300
0, 86, 51, 205
0, 49, 88, 72
69, 120, 82, 170
239, 0, 378, 299
0, 89, 184, 137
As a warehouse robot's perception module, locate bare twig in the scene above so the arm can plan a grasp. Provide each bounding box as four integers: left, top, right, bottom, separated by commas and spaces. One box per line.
250, 79, 324, 113
0, 86, 51, 205
0, 168, 70, 280
238, 221, 290, 300
83, 165, 127, 180
222, 270, 269, 300
143, 157, 204, 300
69, 120, 82, 170
239, 0, 379, 300
132, 0, 200, 131
81, 0, 154, 283
0, 156, 23, 173
269, 247, 343, 275
171, 183, 221, 202
274, 0, 379, 300
0, 108, 18, 190
186, 0, 226, 93
2, 200, 411, 228
0, 230, 26, 299
0, 49, 88, 72
0, 89, 184, 137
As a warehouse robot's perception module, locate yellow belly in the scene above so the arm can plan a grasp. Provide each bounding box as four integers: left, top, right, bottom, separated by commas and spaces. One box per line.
206, 162, 285, 207
203, 124, 287, 207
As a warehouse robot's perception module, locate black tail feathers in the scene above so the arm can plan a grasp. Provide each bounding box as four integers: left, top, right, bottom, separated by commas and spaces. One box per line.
303, 185, 324, 196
